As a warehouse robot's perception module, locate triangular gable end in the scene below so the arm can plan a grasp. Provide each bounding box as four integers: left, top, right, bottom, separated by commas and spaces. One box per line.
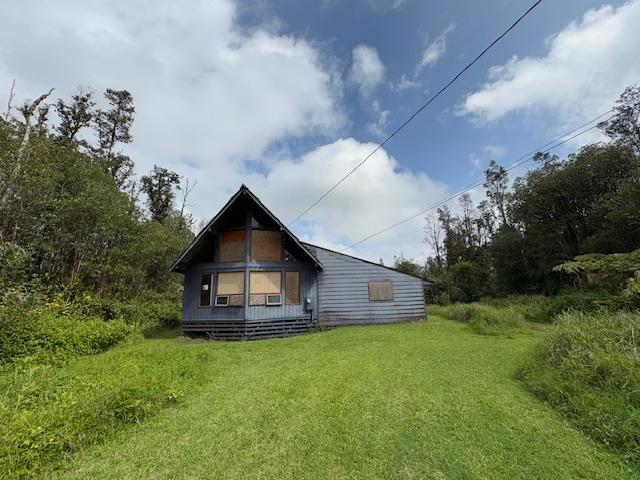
170, 185, 322, 272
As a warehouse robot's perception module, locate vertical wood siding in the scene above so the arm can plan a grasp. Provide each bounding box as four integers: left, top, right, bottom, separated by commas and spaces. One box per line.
182, 262, 317, 324
304, 245, 425, 327
246, 268, 315, 321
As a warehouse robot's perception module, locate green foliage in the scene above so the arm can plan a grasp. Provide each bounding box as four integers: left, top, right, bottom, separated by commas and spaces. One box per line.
482, 295, 554, 323
392, 255, 425, 278
0, 337, 208, 478
448, 261, 491, 302
554, 250, 640, 276
429, 302, 526, 334
420, 86, 640, 298
1, 87, 194, 301
0, 306, 135, 364
0, 242, 31, 299
141, 165, 181, 223
519, 311, 640, 465
625, 272, 640, 300
597, 84, 640, 154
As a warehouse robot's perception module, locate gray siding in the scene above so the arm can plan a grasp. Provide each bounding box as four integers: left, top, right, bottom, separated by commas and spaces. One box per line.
182, 262, 317, 324
306, 245, 425, 327
246, 268, 316, 321
182, 264, 244, 322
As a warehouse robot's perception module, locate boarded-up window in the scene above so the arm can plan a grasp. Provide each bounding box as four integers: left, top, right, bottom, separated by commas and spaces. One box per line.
285, 271, 300, 305
199, 273, 212, 307
217, 272, 245, 294
368, 280, 393, 301
215, 271, 244, 307
249, 271, 281, 305
251, 230, 282, 261
218, 230, 245, 262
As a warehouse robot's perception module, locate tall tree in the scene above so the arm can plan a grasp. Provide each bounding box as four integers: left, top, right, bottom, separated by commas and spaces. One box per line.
55, 87, 95, 143
459, 194, 476, 249
424, 214, 443, 269
94, 89, 135, 188
141, 165, 181, 223
0, 87, 54, 227
598, 85, 640, 154
484, 160, 510, 227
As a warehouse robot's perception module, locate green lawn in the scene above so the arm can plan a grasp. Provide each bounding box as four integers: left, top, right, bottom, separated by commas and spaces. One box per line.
27, 317, 632, 479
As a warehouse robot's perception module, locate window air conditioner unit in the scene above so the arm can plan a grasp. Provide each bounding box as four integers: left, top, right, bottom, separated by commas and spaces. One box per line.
215, 295, 229, 306
266, 294, 282, 306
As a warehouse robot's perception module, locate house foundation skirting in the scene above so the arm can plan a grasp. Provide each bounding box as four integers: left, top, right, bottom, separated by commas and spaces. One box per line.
182, 316, 313, 340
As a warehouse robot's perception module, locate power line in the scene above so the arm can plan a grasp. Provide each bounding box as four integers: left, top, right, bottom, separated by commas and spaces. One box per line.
342, 111, 613, 251
287, 0, 544, 227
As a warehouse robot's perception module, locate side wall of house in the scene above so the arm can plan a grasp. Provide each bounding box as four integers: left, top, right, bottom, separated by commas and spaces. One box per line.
307, 246, 425, 327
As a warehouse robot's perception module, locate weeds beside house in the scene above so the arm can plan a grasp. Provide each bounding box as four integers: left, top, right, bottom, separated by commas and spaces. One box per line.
519, 311, 640, 465
430, 296, 640, 466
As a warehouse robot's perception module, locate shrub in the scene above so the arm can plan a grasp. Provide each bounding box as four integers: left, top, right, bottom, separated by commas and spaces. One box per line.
448, 261, 491, 302
426, 304, 448, 318
519, 311, 640, 465
0, 306, 135, 364
73, 294, 182, 333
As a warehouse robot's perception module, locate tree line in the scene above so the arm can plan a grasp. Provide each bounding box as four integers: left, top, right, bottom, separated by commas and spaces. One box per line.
395, 86, 640, 302
0, 86, 194, 300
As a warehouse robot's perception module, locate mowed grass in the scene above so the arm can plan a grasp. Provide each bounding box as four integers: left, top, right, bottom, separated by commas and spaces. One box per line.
43, 317, 637, 480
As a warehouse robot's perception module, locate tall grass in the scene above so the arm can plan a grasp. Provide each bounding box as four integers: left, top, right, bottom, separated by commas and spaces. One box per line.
0, 336, 207, 478
0, 306, 135, 364
518, 311, 640, 465
429, 302, 526, 334
0, 297, 182, 365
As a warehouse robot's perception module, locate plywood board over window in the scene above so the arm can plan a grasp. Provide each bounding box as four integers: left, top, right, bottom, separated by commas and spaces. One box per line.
285, 271, 300, 305
369, 280, 393, 301
217, 271, 245, 294
249, 271, 281, 305
218, 230, 245, 262
251, 230, 282, 261
216, 271, 245, 307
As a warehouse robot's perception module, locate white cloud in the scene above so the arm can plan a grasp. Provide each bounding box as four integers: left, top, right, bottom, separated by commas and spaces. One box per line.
390, 74, 422, 92
416, 24, 455, 74
0, 0, 448, 265
366, 100, 390, 138
460, 1, 640, 126
0, 0, 345, 230
350, 44, 386, 97
482, 144, 507, 159
248, 138, 450, 264
363, 0, 407, 13
469, 154, 482, 169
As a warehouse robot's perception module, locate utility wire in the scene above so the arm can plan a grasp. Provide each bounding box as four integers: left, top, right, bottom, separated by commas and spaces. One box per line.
287, 0, 544, 227
342, 111, 613, 251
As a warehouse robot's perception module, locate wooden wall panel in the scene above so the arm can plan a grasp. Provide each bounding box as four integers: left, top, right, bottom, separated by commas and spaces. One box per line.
217, 271, 245, 294
250, 271, 281, 293
219, 230, 245, 262
285, 271, 300, 305
251, 230, 282, 261
368, 280, 393, 301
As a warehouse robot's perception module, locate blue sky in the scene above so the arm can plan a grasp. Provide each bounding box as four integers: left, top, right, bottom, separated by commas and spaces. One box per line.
256, 0, 627, 182
1, 0, 638, 263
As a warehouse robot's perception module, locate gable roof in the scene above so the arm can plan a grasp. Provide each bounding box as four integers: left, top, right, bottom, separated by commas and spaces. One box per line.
170, 185, 322, 272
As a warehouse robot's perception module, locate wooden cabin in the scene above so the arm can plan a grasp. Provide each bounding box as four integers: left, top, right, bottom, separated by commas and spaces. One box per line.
170, 185, 427, 340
